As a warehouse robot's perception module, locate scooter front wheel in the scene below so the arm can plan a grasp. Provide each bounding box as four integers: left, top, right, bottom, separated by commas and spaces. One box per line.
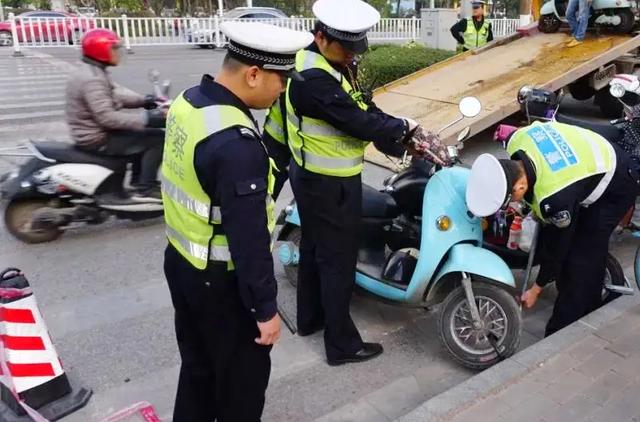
438, 282, 521, 370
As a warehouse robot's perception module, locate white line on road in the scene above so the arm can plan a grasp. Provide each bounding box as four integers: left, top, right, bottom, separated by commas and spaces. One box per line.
0, 78, 68, 88
1, 100, 66, 110
3, 93, 64, 101
0, 110, 64, 123
0, 86, 65, 95
0, 74, 69, 82
0, 121, 68, 134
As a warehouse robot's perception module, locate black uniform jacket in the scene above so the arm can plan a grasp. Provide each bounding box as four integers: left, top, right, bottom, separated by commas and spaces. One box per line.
516, 150, 605, 287
264, 42, 410, 190
176, 75, 277, 321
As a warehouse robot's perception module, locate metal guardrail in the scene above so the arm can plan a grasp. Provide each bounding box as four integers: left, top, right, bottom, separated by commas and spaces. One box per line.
3, 13, 520, 54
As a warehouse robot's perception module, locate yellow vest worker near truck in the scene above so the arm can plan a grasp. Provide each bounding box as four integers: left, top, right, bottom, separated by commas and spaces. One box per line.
466, 119, 639, 337
450, 1, 494, 52
262, 0, 441, 366
161, 21, 312, 421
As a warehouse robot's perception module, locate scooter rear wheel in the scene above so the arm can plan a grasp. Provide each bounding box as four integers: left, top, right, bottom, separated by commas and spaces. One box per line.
438, 282, 521, 370
4, 199, 62, 244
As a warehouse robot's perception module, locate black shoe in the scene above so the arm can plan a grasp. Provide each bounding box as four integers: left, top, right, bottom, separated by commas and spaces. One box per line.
297, 324, 324, 337
327, 343, 383, 366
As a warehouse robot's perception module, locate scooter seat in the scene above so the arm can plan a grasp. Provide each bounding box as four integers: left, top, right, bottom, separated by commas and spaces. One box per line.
31, 141, 127, 171
362, 184, 399, 218
555, 114, 624, 144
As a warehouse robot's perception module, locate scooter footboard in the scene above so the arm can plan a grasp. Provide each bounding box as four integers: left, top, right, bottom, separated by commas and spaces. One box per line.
431, 243, 516, 294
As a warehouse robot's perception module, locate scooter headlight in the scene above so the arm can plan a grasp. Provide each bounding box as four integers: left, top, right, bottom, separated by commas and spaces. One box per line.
436, 215, 452, 231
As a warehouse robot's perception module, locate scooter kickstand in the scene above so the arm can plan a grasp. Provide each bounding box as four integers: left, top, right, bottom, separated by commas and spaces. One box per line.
461, 272, 482, 330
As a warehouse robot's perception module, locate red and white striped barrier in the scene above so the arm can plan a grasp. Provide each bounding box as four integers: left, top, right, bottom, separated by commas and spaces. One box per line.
0, 268, 92, 422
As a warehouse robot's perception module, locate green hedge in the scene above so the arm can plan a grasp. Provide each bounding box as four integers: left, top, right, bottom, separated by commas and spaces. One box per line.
359, 43, 454, 91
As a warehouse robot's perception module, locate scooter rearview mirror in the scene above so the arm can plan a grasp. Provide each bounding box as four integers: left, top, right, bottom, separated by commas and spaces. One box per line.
610, 83, 626, 99
148, 69, 161, 83
459, 97, 482, 118
457, 127, 471, 143
162, 80, 171, 97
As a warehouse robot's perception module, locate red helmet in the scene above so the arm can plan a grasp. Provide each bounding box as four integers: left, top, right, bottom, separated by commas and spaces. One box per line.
81, 29, 121, 64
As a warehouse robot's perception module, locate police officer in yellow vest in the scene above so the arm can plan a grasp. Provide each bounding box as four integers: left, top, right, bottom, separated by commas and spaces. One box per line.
263, 0, 437, 366
161, 21, 312, 421
467, 119, 639, 337
450, 1, 493, 52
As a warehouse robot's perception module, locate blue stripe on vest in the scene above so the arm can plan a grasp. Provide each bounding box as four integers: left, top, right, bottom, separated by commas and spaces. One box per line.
527, 126, 579, 172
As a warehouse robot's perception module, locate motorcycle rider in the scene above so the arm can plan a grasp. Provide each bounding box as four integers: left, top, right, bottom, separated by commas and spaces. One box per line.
263, 0, 450, 366
467, 112, 640, 337
66, 28, 167, 203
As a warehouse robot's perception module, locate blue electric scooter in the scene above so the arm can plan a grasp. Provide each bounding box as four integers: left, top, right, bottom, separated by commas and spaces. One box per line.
276, 98, 522, 370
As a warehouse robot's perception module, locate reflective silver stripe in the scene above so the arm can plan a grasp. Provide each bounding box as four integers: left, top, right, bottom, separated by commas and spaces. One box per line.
202, 105, 258, 136
166, 225, 231, 262
161, 175, 210, 219
264, 117, 285, 139
581, 132, 617, 206
301, 51, 342, 82
288, 111, 349, 138
291, 146, 363, 169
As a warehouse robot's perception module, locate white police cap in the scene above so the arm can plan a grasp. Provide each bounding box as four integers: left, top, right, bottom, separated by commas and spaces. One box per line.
221, 21, 313, 80
312, 0, 380, 54
466, 153, 510, 217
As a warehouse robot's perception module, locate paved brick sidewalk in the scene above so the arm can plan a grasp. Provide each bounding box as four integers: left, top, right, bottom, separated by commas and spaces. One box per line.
400, 297, 640, 422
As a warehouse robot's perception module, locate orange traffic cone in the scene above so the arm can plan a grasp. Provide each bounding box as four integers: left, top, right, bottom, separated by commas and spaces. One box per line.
0, 268, 92, 421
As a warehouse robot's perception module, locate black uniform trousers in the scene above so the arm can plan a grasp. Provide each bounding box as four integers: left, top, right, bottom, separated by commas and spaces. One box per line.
545, 150, 640, 336
164, 244, 272, 422
289, 161, 364, 360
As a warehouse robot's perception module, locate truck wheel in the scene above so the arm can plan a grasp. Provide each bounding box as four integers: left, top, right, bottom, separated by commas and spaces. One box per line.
538, 14, 562, 33
279, 226, 301, 288
569, 76, 595, 101
595, 87, 639, 118
4, 200, 62, 244
612, 9, 635, 34
438, 282, 521, 370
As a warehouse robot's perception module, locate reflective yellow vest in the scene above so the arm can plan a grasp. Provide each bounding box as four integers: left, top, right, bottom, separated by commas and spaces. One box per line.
507, 122, 616, 220
161, 92, 277, 270
463, 19, 490, 51
285, 49, 370, 177
264, 95, 286, 145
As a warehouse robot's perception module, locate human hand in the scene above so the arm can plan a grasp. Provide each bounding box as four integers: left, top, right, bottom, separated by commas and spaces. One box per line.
143, 94, 159, 110
255, 314, 281, 346
406, 128, 453, 166
521, 283, 543, 309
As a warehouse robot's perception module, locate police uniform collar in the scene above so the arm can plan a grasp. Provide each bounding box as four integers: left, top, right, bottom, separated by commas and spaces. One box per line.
197, 75, 254, 122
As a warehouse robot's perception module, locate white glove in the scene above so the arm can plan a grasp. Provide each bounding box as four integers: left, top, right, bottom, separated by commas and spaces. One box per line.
403, 117, 419, 132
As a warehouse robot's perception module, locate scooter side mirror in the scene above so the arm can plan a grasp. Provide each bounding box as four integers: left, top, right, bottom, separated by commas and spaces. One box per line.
459, 97, 482, 118
610, 83, 626, 99
457, 127, 471, 143
148, 69, 161, 84
162, 80, 171, 97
